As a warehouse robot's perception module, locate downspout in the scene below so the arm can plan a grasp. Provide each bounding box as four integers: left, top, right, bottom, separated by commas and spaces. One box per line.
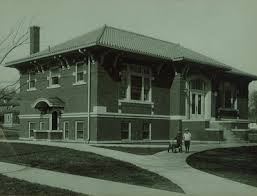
87, 55, 91, 143
79, 49, 91, 143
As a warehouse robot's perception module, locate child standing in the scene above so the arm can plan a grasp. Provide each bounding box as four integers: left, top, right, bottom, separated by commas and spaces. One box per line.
183, 128, 191, 153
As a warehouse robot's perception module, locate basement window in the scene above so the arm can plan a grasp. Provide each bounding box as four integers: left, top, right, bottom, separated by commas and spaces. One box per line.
121, 122, 131, 140
75, 121, 84, 140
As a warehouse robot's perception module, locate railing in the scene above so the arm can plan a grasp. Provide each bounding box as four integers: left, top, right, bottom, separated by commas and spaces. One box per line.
218, 108, 239, 119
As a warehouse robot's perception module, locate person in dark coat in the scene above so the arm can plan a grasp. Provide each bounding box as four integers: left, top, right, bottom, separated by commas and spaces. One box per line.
175, 131, 183, 152
168, 131, 183, 153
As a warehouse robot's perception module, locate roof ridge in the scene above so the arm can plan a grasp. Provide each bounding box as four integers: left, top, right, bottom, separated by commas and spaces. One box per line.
96, 24, 107, 44
105, 25, 179, 47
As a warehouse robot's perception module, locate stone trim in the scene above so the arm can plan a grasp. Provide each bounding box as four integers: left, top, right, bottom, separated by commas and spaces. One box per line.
19, 112, 186, 120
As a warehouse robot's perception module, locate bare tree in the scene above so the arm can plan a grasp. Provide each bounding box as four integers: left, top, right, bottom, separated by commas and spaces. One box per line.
0, 19, 29, 101
249, 90, 257, 122
0, 19, 29, 65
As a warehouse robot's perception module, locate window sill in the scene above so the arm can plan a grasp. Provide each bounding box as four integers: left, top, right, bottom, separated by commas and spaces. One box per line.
47, 85, 61, 89
27, 88, 37, 92
118, 99, 154, 105
73, 81, 86, 86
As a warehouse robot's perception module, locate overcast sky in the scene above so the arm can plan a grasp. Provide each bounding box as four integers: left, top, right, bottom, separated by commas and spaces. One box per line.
0, 0, 257, 91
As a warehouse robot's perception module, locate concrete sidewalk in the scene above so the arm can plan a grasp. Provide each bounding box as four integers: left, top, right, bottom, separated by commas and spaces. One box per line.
2, 140, 257, 196
0, 161, 184, 196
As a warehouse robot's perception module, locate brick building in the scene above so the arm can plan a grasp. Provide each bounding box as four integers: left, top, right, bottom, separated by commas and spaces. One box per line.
6, 25, 257, 143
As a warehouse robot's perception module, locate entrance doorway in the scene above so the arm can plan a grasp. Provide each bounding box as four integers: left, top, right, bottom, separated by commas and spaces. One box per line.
52, 111, 58, 130
190, 92, 204, 119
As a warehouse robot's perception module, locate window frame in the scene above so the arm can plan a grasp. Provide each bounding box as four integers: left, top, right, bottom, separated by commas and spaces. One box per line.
27, 71, 37, 91
47, 67, 61, 88
120, 64, 152, 103
142, 122, 151, 140
28, 122, 36, 138
75, 121, 84, 140
39, 122, 45, 130
63, 121, 69, 139
73, 62, 87, 85
121, 122, 131, 141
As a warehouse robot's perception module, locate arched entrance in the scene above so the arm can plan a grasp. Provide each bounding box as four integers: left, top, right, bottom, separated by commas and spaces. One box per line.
32, 97, 65, 131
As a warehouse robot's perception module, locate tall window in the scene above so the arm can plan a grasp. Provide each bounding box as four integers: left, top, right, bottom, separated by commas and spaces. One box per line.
48, 68, 60, 87
75, 121, 84, 140
121, 122, 130, 140
29, 122, 36, 138
142, 122, 151, 140
131, 75, 142, 100
75, 62, 86, 83
28, 71, 36, 90
63, 121, 69, 139
39, 122, 45, 130
120, 64, 152, 102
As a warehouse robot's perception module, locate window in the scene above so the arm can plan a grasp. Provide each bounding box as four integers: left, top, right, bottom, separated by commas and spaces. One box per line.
48, 68, 60, 87
73, 62, 86, 85
119, 70, 128, 99
28, 71, 36, 90
76, 63, 85, 82
75, 121, 84, 140
131, 75, 142, 100
190, 79, 205, 90
29, 122, 36, 138
223, 82, 234, 109
39, 122, 45, 130
225, 89, 232, 108
142, 122, 151, 140
121, 122, 130, 140
64, 121, 69, 139
119, 65, 152, 102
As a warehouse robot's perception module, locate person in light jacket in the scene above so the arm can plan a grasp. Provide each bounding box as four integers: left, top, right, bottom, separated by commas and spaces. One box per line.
183, 128, 191, 153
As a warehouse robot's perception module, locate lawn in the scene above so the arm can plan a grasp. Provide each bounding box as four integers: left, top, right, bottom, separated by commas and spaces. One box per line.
93, 146, 167, 155
187, 146, 257, 187
0, 142, 183, 193
0, 174, 86, 196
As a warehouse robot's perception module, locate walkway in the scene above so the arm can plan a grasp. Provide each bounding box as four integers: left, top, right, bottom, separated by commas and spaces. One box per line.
0, 161, 183, 196
2, 140, 257, 196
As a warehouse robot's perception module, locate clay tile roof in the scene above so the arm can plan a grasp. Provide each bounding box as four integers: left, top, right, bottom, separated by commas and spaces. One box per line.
5, 25, 257, 79
6, 25, 228, 69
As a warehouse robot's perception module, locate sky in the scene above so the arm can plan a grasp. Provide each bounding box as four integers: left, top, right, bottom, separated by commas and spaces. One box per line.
0, 0, 257, 91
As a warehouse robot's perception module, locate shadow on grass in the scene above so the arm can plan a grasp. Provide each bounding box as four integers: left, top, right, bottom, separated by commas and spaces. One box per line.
0, 174, 86, 195
186, 145, 257, 187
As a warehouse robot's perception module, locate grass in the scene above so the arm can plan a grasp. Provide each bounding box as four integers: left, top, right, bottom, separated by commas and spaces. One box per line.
93, 146, 167, 155
187, 146, 257, 187
0, 174, 86, 196
0, 142, 184, 193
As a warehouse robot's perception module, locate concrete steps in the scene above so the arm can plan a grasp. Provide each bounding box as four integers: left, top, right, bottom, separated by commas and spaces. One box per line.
209, 120, 249, 143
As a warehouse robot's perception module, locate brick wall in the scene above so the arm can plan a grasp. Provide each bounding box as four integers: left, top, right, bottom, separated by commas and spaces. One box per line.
19, 63, 90, 114
96, 117, 169, 141
170, 74, 186, 116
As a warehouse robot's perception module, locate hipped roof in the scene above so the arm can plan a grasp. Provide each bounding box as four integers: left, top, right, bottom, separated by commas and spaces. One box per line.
6, 25, 257, 80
